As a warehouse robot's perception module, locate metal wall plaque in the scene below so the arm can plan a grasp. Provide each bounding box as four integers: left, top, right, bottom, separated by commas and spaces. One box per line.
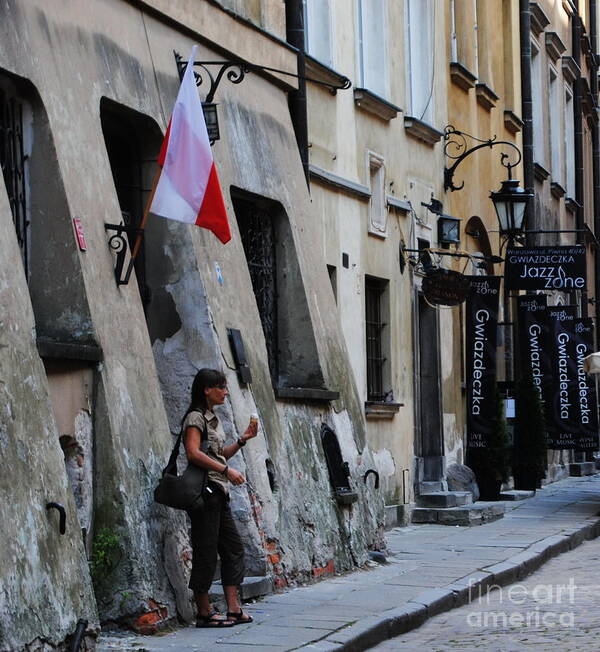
72, 217, 87, 251
504, 246, 586, 291
422, 268, 470, 306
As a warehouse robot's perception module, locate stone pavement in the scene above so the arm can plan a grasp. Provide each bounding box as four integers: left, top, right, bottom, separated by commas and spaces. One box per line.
372, 536, 600, 650
97, 474, 600, 652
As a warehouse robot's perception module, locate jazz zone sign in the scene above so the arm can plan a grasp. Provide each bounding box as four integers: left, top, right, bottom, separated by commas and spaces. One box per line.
504, 246, 586, 291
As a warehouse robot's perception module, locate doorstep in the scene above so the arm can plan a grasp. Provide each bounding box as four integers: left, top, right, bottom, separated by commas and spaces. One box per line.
411, 502, 506, 526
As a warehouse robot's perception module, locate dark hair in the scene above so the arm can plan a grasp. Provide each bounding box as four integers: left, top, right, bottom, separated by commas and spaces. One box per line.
182, 368, 227, 423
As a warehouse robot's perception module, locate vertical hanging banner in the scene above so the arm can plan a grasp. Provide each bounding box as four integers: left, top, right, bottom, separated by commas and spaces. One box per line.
465, 277, 501, 449
573, 318, 599, 451
517, 294, 548, 401
545, 306, 578, 449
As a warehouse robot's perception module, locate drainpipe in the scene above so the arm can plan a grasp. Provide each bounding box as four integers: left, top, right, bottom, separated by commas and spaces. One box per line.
520, 0, 535, 242
516, 0, 535, 388
572, 2, 587, 314
589, 0, 600, 328
285, 0, 310, 187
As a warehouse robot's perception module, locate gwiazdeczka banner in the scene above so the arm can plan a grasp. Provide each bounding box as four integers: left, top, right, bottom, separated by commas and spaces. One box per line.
466, 277, 501, 449
545, 306, 578, 449
517, 294, 548, 402
505, 246, 586, 291
572, 318, 599, 451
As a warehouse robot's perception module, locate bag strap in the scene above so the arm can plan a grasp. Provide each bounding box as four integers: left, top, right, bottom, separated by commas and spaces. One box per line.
164, 413, 209, 474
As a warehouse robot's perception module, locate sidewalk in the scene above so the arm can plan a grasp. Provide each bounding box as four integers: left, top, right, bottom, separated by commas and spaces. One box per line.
98, 474, 600, 652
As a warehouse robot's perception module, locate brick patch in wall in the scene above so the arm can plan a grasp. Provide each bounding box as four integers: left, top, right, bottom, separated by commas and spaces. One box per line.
312, 559, 335, 579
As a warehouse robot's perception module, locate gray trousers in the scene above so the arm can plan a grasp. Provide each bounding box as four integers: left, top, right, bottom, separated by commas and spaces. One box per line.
188, 486, 245, 593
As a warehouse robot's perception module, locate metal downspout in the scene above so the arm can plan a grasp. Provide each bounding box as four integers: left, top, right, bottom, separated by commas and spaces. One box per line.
573, 3, 584, 235
572, 5, 586, 292
520, 0, 535, 244
589, 0, 600, 328
285, 0, 310, 187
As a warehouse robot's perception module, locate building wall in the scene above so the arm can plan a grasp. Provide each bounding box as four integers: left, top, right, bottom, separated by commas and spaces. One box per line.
305, 0, 449, 505
0, 0, 385, 645
445, 0, 524, 469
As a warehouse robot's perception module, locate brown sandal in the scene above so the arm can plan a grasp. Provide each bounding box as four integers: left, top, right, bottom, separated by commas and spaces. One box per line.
227, 610, 253, 625
196, 611, 235, 628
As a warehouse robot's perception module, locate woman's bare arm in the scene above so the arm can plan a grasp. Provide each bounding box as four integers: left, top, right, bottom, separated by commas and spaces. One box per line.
184, 425, 245, 485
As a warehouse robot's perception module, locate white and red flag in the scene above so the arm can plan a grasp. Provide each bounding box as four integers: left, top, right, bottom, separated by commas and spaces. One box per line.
150, 45, 231, 244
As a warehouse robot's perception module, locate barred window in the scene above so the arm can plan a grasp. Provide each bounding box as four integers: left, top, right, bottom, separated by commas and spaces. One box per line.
0, 86, 30, 273
232, 188, 325, 391
365, 276, 389, 402
234, 195, 279, 381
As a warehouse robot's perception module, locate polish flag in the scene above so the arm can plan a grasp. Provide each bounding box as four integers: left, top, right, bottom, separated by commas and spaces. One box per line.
150, 46, 231, 244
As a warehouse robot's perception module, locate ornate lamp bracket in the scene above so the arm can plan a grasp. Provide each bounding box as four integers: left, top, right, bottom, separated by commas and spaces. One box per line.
443, 125, 522, 192
175, 52, 249, 100
174, 51, 352, 97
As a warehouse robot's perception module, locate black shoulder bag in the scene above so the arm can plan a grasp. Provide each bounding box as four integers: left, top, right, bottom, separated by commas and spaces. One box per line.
154, 417, 210, 512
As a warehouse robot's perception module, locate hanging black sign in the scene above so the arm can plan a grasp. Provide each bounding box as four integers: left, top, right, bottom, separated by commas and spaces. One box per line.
505, 246, 586, 291
422, 268, 470, 306
572, 318, 599, 451
517, 294, 548, 403
466, 277, 501, 448
545, 306, 579, 450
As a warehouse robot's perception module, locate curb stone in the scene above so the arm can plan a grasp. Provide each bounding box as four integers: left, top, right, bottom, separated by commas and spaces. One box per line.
405, 587, 456, 617
324, 615, 395, 650
506, 549, 544, 577
481, 560, 519, 586
316, 516, 600, 651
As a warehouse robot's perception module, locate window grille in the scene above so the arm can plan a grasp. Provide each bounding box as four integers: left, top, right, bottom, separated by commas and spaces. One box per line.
0, 88, 29, 272
365, 277, 387, 401
234, 198, 278, 380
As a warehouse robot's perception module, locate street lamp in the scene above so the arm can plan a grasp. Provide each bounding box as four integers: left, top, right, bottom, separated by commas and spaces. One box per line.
201, 102, 220, 144
490, 177, 532, 239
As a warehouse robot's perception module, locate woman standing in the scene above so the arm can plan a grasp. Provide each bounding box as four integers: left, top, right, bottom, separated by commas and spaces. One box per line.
182, 368, 257, 628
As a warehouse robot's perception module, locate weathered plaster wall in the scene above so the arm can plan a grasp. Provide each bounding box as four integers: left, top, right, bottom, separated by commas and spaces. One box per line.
45, 363, 95, 546
149, 45, 385, 579
0, 172, 98, 649
0, 0, 203, 634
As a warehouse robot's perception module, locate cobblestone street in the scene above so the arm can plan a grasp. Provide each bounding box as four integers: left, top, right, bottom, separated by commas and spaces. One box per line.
374, 538, 600, 651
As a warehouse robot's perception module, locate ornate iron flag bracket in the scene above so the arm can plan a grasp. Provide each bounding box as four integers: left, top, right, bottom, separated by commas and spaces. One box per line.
443, 125, 522, 192
104, 222, 143, 286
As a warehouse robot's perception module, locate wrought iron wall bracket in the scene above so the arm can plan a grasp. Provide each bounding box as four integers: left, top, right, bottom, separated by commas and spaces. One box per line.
174, 52, 352, 97
400, 244, 503, 265
104, 223, 144, 286
444, 125, 523, 192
